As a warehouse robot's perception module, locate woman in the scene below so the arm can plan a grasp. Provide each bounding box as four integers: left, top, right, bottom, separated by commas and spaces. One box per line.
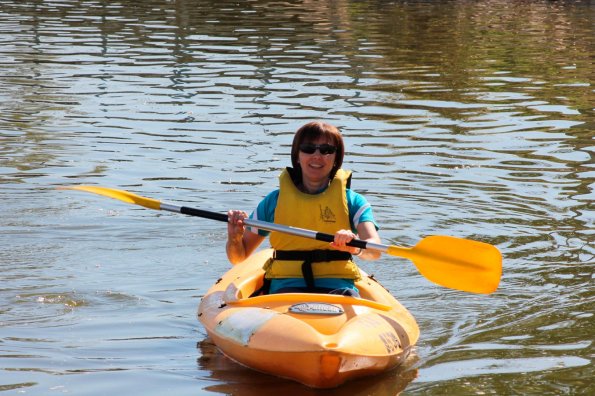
226, 121, 381, 296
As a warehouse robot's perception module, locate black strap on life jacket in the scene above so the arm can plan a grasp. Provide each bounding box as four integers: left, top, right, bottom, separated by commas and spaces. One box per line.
273, 249, 353, 290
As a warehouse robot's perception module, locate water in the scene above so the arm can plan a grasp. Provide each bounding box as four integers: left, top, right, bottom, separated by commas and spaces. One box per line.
1, 0, 593, 394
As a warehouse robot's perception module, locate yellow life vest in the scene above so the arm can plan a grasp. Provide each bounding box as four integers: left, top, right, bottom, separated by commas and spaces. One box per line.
263, 168, 361, 281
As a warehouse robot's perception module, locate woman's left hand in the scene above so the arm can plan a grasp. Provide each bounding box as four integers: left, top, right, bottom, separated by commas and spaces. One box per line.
330, 229, 361, 255
330, 223, 382, 261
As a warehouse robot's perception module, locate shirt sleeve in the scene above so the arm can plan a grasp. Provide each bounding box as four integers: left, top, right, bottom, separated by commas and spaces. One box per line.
346, 189, 379, 231
248, 189, 279, 237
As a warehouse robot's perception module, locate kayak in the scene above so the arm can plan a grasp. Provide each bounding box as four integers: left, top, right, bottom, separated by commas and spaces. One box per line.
197, 249, 420, 388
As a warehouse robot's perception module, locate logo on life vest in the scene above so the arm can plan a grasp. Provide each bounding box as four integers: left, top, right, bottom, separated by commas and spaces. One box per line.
319, 205, 336, 223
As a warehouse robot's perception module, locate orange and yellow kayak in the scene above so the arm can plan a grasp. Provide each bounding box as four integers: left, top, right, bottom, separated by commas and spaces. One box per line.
197, 249, 419, 388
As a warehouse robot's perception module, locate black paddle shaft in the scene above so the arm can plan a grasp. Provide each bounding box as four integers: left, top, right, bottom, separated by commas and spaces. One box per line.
180, 206, 228, 222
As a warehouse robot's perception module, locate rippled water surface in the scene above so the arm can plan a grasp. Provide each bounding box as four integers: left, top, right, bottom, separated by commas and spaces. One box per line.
1, 0, 593, 394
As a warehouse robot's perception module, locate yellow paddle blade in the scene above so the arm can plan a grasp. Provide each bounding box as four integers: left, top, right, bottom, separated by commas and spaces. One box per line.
388, 235, 502, 294
58, 185, 162, 210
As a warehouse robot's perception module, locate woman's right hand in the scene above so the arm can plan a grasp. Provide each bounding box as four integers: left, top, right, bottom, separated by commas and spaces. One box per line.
226, 210, 265, 265
227, 210, 248, 241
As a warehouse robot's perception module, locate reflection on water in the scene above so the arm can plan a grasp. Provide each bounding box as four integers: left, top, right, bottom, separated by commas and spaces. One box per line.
1, 0, 593, 395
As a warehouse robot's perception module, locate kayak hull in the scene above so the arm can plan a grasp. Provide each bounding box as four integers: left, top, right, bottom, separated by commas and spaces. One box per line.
198, 249, 419, 388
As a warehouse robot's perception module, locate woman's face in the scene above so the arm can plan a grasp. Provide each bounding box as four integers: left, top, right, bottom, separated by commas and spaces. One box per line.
298, 136, 337, 184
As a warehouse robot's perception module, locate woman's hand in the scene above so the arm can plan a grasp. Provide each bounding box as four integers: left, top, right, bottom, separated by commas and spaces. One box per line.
227, 210, 248, 241
226, 210, 248, 264
330, 223, 382, 261
330, 229, 361, 255
226, 210, 265, 264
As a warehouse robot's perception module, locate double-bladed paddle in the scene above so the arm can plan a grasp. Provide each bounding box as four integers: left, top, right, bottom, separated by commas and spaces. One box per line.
59, 185, 502, 294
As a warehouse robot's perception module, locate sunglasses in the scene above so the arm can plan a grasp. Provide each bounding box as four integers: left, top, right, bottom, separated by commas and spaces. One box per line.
299, 143, 337, 155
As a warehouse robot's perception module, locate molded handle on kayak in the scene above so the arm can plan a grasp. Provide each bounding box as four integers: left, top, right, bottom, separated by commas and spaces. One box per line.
221, 271, 392, 311
228, 293, 392, 311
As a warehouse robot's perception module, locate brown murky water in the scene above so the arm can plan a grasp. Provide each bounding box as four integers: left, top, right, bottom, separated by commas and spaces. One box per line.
1, 0, 593, 394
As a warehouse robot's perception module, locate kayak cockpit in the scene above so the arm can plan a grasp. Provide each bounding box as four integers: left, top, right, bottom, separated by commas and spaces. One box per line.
221, 264, 392, 311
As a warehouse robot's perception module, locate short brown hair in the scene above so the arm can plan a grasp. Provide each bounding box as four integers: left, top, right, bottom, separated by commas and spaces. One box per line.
290, 121, 345, 180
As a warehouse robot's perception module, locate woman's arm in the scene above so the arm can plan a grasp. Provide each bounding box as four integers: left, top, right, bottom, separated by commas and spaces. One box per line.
353, 221, 382, 260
